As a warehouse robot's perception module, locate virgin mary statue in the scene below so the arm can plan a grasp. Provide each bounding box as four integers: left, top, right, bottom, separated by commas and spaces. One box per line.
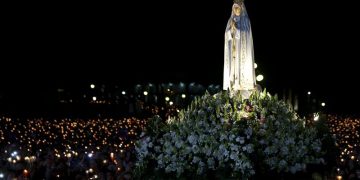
223, 0, 256, 98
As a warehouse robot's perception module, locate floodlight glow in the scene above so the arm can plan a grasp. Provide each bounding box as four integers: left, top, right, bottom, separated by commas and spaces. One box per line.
321, 102, 326, 107
90, 84, 95, 89
256, 74, 264, 82
143, 91, 148, 96
165, 97, 170, 101
181, 94, 186, 98
92, 96, 97, 101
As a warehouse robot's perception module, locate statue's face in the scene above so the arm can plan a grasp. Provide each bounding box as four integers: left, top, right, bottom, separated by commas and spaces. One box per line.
233, 4, 241, 16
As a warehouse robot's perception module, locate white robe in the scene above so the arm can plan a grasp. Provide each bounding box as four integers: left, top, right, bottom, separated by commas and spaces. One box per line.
223, 2, 256, 93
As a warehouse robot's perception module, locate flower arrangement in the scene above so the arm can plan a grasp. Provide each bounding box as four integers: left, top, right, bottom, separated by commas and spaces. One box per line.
134, 90, 328, 179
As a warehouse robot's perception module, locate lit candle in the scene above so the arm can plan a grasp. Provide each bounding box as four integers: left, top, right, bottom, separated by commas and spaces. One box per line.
110, 152, 114, 160
23, 169, 29, 177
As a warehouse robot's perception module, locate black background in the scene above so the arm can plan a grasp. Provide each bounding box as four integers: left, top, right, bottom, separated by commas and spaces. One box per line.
1, 0, 359, 114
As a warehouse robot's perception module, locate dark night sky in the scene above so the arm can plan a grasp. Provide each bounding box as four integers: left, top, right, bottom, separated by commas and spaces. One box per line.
1, 1, 359, 114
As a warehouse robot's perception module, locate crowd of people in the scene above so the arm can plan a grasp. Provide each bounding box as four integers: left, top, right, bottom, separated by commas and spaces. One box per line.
0, 117, 146, 179
1, 111, 360, 179
327, 114, 360, 179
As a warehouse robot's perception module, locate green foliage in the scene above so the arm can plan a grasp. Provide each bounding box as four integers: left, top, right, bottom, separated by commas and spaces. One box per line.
134, 90, 332, 179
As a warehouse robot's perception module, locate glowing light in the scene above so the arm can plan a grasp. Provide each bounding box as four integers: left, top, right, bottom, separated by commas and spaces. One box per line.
181, 94, 186, 99
321, 102, 326, 107
121, 91, 126, 95
307, 91, 311, 95
336, 175, 342, 180
351, 155, 355, 160
66, 153, 72, 158
88, 153, 93, 158
0, 173, 4, 178
254, 63, 257, 69
143, 91, 148, 96
11, 151, 18, 157
169, 101, 173, 106
165, 97, 170, 101
90, 84, 95, 89
92, 96, 97, 101
314, 113, 320, 121
256, 74, 264, 82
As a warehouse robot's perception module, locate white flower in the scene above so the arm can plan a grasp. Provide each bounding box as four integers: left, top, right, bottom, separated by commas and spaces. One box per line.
245, 144, 253, 153
280, 146, 289, 155
207, 157, 215, 169
230, 143, 238, 151
245, 127, 253, 137
220, 133, 227, 141
230, 152, 238, 160
279, 160, 287, 167
187, 134, 198, 145
175, 140, 183, 149
242, 146, 247, 152
220, 118, 225, 124
157, 154, 164, 167
205, 147, 212, 156
285, 137, 295, 145
236, 136, 245, 144
192, 145, 200, 154
154, 146, 161, 152
229, 134, 235, 141
192, 156, 200, 164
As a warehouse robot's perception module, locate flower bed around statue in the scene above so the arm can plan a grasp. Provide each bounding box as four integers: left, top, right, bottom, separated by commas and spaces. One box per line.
134, 90, 330, 179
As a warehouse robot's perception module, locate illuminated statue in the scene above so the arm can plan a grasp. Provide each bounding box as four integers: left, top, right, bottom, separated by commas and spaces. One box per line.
223, 0, 256, 98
